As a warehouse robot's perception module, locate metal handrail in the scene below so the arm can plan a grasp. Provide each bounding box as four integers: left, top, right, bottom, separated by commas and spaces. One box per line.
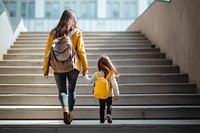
156, 0, 172, 3
0, 0, 4, 15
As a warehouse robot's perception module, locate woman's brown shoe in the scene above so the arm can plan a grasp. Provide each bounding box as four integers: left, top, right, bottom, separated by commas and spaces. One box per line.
69, 112, 73, 122
63, 106, 71, 125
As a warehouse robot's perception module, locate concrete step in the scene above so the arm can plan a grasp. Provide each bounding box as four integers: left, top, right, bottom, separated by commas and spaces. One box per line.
0, 94, 200, 106
18, 34, 144, 37
0, 105, 200, 119
16, 36, 147, 41
18, 33, 144, 37
7, 48, 160, 54
11, 43, 155, 48
0, 73, 188, 84
0, 83, 196, 94
14, 40, 150, 44
19, 31, 142, 36
20, 31, 140, 33
13, 42, 152, 46
3, 53, 166, 60
0, 66, 179, 74
0, 59, 172, 66
0, 120, 199, 133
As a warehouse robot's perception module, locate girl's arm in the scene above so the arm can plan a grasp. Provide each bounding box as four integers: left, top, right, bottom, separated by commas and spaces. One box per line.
110, 74, 120, 98
83, 74, 96, 84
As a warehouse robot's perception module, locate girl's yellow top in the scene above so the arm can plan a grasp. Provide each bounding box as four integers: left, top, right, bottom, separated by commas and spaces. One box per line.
43, 29, 88, 75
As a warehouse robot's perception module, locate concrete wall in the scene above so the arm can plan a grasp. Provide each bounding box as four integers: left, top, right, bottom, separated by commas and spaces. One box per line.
127, 0, 200, 92
0, 11, 27, 60
0, 11, 14, 60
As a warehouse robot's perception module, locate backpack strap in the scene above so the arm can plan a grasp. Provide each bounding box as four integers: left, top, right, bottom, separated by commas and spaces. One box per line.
105, 72, 112, 80
95, 72, 111, 80
95, 72, 100, 80
67, 28, 78, 38
46, 29, 78, 59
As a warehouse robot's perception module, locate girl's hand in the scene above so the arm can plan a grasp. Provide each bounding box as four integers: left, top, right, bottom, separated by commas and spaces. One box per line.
114, 96, 118, 101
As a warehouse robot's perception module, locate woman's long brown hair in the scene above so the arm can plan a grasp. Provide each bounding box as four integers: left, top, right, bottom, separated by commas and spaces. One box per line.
97, 55, 120, 77
51, 9, 77, 38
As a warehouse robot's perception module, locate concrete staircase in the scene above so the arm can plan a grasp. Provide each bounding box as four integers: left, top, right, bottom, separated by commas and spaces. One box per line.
0, 31, 200, 132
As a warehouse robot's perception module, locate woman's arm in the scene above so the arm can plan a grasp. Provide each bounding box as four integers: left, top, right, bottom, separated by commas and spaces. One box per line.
76, 31, 88, 71
43, 33, 54, 78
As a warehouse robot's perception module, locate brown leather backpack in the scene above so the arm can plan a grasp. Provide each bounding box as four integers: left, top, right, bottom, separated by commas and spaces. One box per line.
46, 29, 78, 73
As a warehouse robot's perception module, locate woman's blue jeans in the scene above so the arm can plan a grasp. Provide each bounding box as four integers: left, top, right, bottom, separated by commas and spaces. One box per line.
54, 69, 79, 111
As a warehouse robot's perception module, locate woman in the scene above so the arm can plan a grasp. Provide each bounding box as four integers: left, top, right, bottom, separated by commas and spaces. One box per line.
43, 9, 88, 125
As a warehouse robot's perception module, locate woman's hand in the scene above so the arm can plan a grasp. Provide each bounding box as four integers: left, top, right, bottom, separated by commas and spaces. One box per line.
43, 67, 49, 79
82, 70, 88, 76
44, 74, 48, 79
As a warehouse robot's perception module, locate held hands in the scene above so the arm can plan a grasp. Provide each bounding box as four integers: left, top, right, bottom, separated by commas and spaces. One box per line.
82, 70, 88, 76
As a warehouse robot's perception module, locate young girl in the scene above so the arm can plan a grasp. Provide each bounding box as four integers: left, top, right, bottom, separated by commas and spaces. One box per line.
83, 55, 120, 123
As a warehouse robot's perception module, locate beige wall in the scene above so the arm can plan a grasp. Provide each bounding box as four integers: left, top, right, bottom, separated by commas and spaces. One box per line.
127, 0, 200, 92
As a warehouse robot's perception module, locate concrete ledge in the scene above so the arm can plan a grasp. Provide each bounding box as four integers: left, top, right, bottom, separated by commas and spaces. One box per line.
0, 120, 200, 133
0, 119, 200, 127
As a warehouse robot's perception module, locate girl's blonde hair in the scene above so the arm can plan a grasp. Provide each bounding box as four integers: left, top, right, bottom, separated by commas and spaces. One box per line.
97, 55, 119, 77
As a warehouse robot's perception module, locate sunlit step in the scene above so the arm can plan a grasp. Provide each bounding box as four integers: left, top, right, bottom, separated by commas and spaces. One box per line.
3, 53, 166, 60
0, 73, 188, 84
0, 94, 200, 106
0, 105, 200, 119
7, 48, 160, 54
0, 65, 179, 74
0, 83, 196, 94
0, 59, 172, 66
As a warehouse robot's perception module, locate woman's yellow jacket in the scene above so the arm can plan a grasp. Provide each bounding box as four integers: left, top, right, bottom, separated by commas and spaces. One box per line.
43, 29, 88, 75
